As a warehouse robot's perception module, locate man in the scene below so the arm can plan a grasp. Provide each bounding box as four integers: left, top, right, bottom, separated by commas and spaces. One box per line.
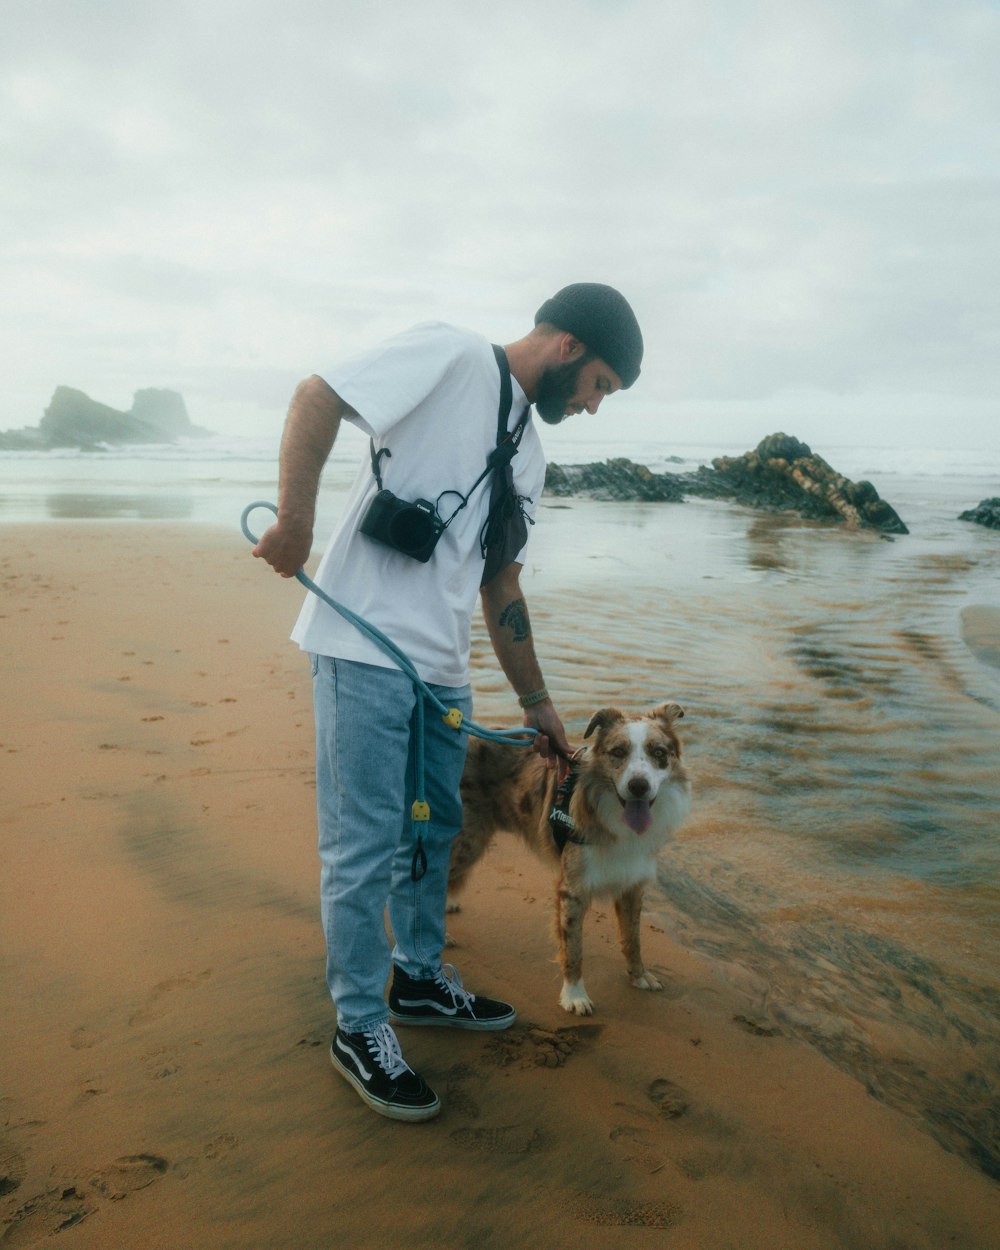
253, 283, 643, 1121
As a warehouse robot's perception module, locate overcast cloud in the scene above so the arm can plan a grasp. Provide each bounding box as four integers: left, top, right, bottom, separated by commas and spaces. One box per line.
2, 0, 998, 451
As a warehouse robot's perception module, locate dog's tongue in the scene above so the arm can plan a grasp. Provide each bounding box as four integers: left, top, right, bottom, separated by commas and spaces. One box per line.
623, 799, 652, 834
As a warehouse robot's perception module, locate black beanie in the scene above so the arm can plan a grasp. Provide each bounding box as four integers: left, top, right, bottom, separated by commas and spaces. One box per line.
534, 283, 643, 389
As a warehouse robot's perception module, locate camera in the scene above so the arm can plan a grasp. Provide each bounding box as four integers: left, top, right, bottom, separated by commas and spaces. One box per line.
359, 489, 445, 563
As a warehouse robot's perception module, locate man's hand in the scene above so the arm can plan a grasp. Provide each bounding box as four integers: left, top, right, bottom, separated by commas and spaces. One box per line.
250, 375, 345, 578
252, 521, 313, 578
524, 699, 574, 779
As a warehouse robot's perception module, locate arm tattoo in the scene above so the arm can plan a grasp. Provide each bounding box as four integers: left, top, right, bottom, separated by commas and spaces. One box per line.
498, 597, 530, 643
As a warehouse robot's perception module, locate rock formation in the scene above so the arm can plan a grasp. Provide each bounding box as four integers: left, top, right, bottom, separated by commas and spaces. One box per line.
545, 433, 909, 535
545, 458, 685, 503
0, 387, 209, 450
958, 498, 1000, 530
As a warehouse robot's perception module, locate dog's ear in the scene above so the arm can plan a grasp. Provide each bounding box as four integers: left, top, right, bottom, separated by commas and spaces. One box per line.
650, 702, 684, 726
584, 708, 625, 739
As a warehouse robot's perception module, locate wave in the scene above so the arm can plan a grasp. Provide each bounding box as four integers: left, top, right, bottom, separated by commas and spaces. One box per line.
4, 431, 998, 480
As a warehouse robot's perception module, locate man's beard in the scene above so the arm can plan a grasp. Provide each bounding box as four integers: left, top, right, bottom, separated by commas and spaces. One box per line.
534, 357, 591, 425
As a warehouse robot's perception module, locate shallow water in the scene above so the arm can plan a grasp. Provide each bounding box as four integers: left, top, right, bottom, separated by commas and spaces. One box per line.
473, 492, 1000, 1180
4, 437, 999, 1179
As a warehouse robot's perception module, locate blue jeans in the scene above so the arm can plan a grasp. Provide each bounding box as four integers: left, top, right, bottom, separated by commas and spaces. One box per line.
310, 655, 472, 1033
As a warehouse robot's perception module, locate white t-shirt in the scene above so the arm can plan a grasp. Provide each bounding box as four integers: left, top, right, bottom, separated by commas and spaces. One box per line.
290, 322, 546, 686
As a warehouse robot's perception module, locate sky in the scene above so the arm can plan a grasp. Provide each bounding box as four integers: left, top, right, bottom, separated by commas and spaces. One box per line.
2, 0, 999, 454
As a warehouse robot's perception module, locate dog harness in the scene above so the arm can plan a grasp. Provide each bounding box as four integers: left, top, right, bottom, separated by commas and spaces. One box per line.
548, 756, 586, 854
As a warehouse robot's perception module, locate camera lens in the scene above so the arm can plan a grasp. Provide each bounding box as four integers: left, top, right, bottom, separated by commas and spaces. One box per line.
388, 505, 437, 554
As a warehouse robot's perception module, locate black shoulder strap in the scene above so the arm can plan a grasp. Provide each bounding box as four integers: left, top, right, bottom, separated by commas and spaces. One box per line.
492, 343, 513, 444
367, 343, 513, 496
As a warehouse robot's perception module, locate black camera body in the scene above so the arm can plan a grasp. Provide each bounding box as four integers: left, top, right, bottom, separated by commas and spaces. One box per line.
359, 489, 445, 563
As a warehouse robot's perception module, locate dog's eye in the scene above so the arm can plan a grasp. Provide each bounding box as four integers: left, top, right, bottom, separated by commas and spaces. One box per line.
649, 747, 670, 765
608, 746, 628, 761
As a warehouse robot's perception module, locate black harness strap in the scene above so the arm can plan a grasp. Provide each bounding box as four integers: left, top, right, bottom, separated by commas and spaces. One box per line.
548, 758, 586, 854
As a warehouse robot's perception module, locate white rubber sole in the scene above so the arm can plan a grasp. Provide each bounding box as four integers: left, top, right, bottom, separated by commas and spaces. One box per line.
329, 1046, 441, 1122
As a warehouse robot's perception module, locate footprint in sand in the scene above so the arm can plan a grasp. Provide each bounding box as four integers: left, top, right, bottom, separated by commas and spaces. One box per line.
90, 1154, 169, 1200
0, 1148, 26, 1198
444, 1064, 481, 1119
202, 1134, 239, 1161
143, 1048, 181, 1079
646, 1076, 691, 1119
609, 1125, 665, 1174
129, 970, 212, 1027
69, 1024, 106, 1051
485, 1021, 602, 1069
2, 1187, 96, 1246
571, 1194, 681, 1228
449, 1125, 542, 1155
171, 1136, 240, 1181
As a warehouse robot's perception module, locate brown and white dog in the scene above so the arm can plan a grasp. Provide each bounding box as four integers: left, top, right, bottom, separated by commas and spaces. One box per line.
448, 703, 691, 1015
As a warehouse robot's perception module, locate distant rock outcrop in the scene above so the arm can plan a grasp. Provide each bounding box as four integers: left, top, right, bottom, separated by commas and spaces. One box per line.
545, 458, 685, 502
958, 498, 1000, 530
0, 387, 209, 450
545, 432, 909, 535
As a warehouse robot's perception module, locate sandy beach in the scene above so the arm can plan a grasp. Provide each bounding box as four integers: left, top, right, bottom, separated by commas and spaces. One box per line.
2, 522, 999, 1250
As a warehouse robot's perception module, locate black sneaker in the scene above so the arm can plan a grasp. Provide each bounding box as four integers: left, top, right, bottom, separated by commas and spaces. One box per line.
330, 1022, 440, 1122
389, 962, 517, 1031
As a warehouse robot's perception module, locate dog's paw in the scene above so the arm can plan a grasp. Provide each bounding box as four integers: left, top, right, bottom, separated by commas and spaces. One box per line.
445, 900, 462, 915
559, 981, 595, 1016
631, 970, 663, 992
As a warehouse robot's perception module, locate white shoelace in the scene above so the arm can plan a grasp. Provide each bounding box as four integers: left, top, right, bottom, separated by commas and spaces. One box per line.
434, 963, 476, 1012
366, 1022, 412, 1079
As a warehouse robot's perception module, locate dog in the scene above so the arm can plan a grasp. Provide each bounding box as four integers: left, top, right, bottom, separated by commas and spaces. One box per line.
448, 702, 691, 1015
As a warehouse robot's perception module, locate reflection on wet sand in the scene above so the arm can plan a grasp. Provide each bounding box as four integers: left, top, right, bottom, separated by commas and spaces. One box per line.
473, 498, 1000, 1181
45, 493, 194, 520
961, 605, 1000, 671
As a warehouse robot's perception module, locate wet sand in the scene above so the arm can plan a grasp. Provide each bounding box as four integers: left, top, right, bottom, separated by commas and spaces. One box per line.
2, 523, 998, 1250
961, 604, 1000, 670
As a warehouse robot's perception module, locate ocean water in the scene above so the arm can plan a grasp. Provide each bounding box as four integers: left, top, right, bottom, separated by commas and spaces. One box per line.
3, 432, 999, 1178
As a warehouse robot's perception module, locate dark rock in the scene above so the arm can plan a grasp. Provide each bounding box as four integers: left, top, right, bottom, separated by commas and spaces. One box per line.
545, 458, 685, 503
691, 433, 909, 534
958, 498, 1000, 530
0, 387, 210, 450
546, 432, 909, 535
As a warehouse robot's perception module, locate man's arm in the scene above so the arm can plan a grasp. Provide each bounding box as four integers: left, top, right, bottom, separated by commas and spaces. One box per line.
480, 562, 573, 765
252, 374, 351, 577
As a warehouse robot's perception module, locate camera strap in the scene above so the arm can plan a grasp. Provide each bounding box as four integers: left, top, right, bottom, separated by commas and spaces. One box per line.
369, 441, 391, 491
364, 344, 531, 552
480, 345, 532, 585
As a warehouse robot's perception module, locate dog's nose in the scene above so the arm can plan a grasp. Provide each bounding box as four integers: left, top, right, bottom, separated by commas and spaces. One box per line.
627, 776, 650, 798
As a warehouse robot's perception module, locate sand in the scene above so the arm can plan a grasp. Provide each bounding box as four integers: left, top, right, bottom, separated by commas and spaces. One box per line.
961, 604, 1000, 671
2, 523, 998, 1250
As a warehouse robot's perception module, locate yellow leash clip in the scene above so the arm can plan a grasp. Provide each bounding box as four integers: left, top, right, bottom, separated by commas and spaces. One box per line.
411, 800, 430, 822
442, 707, 464, 730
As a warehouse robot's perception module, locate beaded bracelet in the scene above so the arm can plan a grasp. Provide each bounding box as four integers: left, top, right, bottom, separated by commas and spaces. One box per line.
517, 687, 550, 709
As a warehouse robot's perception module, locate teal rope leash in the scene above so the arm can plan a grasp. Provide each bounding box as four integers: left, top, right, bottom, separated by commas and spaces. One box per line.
241, 501, 536, 881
